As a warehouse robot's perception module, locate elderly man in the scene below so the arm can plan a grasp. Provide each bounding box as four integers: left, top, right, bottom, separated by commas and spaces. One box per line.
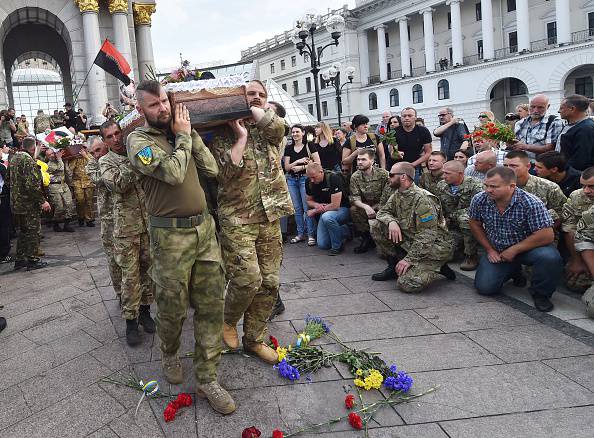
434, 107, 469, 160
375, 111, 392, 137
556, 94, 594, 171
464, 150, 497, 180
419, 151, 446, 195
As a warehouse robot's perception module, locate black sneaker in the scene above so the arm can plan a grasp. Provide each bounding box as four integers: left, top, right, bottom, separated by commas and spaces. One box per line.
138, 305, 156, 333
439, 264, 456, 280
0, 255, 13, 264
533, 295, 554, 312
126, 319, 141, 346
27, 260, 48, 271
268, 297, 285, 321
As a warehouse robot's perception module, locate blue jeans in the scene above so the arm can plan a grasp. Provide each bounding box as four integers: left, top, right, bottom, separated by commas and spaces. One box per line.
474, 245, 562, 298
286, 175, 314, 237
315, 207, 351, 250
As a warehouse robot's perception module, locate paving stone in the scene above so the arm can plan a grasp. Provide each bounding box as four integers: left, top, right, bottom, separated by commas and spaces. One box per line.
280, 264, 310, 283
543, 355, 594, 392
2, 285, 83, 317
0, 302, 66, 338
394, 362, 594, 424
275, 293, 391, 321
416, 302, 536, 333
109, 408, 165, 438
86, 427, 120, 438
90, 339, 129, 372
0, 332, 37, 362
0, 344, 56, 387
303, 423, 449, 437
440, 406, 594, 438
121, 336, 154, 364
77, 302, 110, 323
61, 296, 88, 313
0, 385, 32, 430
149, 395, 196, 437
46, 330, 103, 365
305, 260, 387, 280
280, 279, 351, 300
21, 311, 95, 343
98, 286, 119, 302
83, 320, 119, 344
568, 317, 594, 334
132, 357, 197, 396
338, 275, 400, 293
463, 324, 594, 362
75, 289, 104, 306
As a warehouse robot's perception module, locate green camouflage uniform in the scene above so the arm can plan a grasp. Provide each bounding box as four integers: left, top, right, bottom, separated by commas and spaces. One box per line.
128, 127, 223, 384
562, 189, 594, 291
46, 158, 76, 222
519, 174, 567, 223
376, 183, 454, 293
67, 157, 95, 222
33, 114, 51, 134
100, 150, 152, 320
86, 157, 121, 296
349, 167, 389, 234
436, 176, 483, 257
9, 151, 44, 263
575, 204, 594, 317
369, 184, 396, 258
419, 170, 444, 195
209, 109, 294, 345
49, 114, 64, 128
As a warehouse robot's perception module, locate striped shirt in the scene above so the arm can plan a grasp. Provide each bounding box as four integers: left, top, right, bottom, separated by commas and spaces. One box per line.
514, 115, 564, 159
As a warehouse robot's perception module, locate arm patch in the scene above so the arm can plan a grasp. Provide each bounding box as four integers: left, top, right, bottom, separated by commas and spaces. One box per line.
419, 212, 435, 223
136, 146, 153, 165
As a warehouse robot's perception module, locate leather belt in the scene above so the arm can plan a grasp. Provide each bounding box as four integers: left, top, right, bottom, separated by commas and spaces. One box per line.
49, 181, 63, 184
149, 213, 205, 228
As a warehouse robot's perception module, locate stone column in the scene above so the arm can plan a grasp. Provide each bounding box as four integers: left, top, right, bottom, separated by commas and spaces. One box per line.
420, 8, 435, 72
357, 29, 370, 85
398, 17, 411, 77
75, 0, 108, 122
447, 0, 464, 66
516, 0, 530, 52
480, 0, 495, 59
133, 3, 157, 81
555, 0, 571, 45
109, 0, 134, 80
375, 24, 388, 82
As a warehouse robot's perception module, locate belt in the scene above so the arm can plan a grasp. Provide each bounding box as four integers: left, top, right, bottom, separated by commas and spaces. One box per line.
49, 181, 63, 184
149, 213, 205, 228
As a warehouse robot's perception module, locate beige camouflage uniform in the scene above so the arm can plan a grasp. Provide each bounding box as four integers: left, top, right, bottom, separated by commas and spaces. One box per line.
376, 183, 454, 293
419, 170, 443, 196
100, 150, 152, 320
349, 167, 389, 234
46, 157, 76, 223
575, 204, 594, 317
67, 157, 95, 223
369, 184, 397, 258
210, 109, 294, 346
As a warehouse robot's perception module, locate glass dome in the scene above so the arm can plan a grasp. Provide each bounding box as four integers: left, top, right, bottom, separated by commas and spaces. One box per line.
11, 64, 65, 124
11, 68, 62, 85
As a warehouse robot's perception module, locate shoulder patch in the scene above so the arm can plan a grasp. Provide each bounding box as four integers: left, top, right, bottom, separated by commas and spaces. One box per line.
136, 146, 153, 165
419, 212, 435, 223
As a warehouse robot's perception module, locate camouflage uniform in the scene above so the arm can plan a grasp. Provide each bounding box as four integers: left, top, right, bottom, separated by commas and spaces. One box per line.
349, 167, 389, 234
46, 158, 76, 222
435, 176, 483, 257
376, 183, 454, 293
100, 150, 152, 320
34, 114, 51, 134
562, 189, 594, 291
128, 127, 223, 383
575, 205, 594, 317
50, 114, 64, 129
86, 157, 121, 296
419, 170, 444, 195
519, 174, 567, 224
67, 157, 95, 223
9, 151, 45, 263
210, 109, 294, 345
369, 184, 396, 258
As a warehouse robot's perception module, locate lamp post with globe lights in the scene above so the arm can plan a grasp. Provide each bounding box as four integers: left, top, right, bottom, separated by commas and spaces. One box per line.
321, 63, 355, 125
292, 13, 345, 121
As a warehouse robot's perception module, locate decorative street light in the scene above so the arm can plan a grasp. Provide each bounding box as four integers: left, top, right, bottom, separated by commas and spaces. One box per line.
292, 12, 346, 121
321, 62, 355, 125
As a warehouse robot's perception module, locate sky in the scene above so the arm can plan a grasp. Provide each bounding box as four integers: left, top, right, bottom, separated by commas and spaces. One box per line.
151, 0, 356, 71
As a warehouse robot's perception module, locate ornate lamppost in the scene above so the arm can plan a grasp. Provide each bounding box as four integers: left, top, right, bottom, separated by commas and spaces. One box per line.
321, 63, 355, 125
292, 13, 345, 121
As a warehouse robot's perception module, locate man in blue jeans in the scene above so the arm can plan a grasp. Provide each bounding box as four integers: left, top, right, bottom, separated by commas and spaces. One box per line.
305, 163, 350, 255
469, 167, 562, 312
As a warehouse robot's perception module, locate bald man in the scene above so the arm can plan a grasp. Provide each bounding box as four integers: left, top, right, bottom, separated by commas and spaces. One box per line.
465, 150, 497, 181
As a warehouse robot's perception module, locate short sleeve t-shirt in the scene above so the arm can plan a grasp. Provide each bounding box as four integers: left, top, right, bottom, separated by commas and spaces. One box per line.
315, 140, 341, 171
284, 142, 312, 175
306, 171, 349, 207
394, 125, 432, 163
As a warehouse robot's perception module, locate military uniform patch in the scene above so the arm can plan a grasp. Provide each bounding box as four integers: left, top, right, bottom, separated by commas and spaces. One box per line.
137, 146, 153, 165
419, 212, 434, 223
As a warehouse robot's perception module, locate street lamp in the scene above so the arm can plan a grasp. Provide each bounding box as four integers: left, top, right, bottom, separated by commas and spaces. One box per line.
292, 12, 346, 121
322, 62, 355, 125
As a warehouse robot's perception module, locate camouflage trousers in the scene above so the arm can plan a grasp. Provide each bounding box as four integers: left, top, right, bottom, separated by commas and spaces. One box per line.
14, 211, 41, 262
351, 205, 374, 234
221, 220, 282, 345
114, 232, 153, 319
101, 222, 122, 296
448, 212, 477, 257
569, 242, 594, 292
149, 214, 225, 384
48, 183, 76, 222
72, 186, 94, 222
369, 219, 394, 258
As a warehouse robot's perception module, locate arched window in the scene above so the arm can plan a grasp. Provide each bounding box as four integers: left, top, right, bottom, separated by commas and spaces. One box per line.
438, 79, 450, 100
412, 84, 423, 104
389, 89, 399, 107
369, 92, 378, 110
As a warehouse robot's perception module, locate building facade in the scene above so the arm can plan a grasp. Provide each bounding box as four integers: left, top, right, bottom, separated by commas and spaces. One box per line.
241, 0, 594, 130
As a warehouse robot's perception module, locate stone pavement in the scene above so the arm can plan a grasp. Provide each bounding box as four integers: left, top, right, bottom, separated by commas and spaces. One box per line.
2, 227, 594, 438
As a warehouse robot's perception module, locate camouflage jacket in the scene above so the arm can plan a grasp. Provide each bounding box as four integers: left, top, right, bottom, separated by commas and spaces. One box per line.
85, 157, 114, 231
436, 176, 483, 219
209, 109, 293, 225
46, 158, 72, 185
376, 183, 453, 264
378, 184, 396, 208
68, 157, 95, 189
419, 170, 443, 195
562, 189, 594, 234
349, 167, 389, 207
519, 174, 567, 222
100, 150, 148, 238
34, 115, 51, 134
50, 115, 64, 128
576, 204, 594, 244
9, 151, 45, 213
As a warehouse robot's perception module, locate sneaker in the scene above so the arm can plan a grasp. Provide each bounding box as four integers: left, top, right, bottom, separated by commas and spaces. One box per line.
533, 294, 554, 312
223, 323, 239, 349
125, 319, 141, 346
27, 260, 48, 271
196, 381, 236, 415
439, 264, 456, 280
460, 254, 479, 271
138, 305, 156, 333
244, 342, 278, 364
328, 245, 344, 256
162, 354, 183, 384
0, 255, 13, 264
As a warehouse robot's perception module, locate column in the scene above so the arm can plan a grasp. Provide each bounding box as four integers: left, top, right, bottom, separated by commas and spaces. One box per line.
516, 0, 530, 52
555, 0, 571, 45
76, 0, 108, 122
357, 29, 370, 85
375, 24, 388, 82
133, 3, 157, 81
109, 0, 134, 80
480, 0, 495, 59
447, 0, 464, 66
398, 17, 411, 77
420, 8, 435, 72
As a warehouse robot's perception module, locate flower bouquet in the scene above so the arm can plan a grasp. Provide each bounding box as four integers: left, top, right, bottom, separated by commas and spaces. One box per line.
465, 120, 515, 143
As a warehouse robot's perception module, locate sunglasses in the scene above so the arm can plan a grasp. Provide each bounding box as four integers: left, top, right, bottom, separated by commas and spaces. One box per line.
478, 114, 489, 119
437, 113, 449, 117
389, 172, 406, 177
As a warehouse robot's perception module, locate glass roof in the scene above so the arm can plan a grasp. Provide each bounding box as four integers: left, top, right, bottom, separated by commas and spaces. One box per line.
265, 79, 317, 126
12, 68, 61, 85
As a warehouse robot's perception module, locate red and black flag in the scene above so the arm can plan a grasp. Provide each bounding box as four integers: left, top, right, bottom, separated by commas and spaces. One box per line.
94, 39, 131, 85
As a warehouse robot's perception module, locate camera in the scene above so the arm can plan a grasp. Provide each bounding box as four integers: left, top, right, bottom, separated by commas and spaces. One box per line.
505, 113, 521, 122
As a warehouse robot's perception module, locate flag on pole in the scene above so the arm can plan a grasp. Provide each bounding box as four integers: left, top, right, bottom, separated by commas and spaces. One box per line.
94, 39, 131, 85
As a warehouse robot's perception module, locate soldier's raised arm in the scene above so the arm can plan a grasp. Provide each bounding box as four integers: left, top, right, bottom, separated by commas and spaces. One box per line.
251, 107, 285, 146
100, 157, 138, 194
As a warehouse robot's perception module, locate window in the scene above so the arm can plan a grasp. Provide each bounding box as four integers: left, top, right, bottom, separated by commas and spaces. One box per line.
407, 25, 411, 41
291, 56, 297, 67
589, 12, 594, 36
477, 40, 484, 59
292, 80, 299, 96
305, 77, 312, 93
509, 78, 527, 96
576, 77, 594, 98
389, 89, 399, 107
304, 53, 309, 63
387, 63, 392, 79
385, 32, 390, 47
547, 22, 557, 44
449, 47, 453, 64
369, 93, 378, 110
475, 3, 482, 21
322, 101, 328, 117
507, 0, 516, 12
320, 77, 326, 89
308, 104, 314, 115
447, 13, 451, 29
438, 80, 450, 100
280, 60, 286, 71
509, 31, 518, 53
270, 63, 275, 74
412, 84, 423, 104
281, 83, 287, 92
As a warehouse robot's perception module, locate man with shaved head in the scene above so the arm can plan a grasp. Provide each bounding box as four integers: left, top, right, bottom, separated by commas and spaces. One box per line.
465, 150, 497, 180
436, 161, 483, 270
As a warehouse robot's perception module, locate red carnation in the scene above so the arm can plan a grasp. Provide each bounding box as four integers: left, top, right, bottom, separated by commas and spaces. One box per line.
269, 335, 279, 349
463, 134, 471, 139
345, 394, 355, 409
242, 426, 262, 438
348, 412, 363, 430
379, 126, 386, 135
163, 403, 177, 422
272, 430, 284, 438
175, 393, 192, 407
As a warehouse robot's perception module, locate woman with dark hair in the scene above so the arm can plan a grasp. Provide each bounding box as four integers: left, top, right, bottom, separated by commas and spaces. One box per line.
383, 115, 404, 170
314, 121, 342, 171
341, 114, 386, 170
453, 148, 472, 167
283, 124, 320, 245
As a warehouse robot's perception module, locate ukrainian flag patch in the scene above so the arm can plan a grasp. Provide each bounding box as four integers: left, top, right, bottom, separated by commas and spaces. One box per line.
137, 146, 153, 165
419, 213, 434, 223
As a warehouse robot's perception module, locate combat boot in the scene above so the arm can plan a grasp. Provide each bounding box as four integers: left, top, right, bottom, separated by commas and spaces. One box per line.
13, 260, 27, 271
78, 219, 85, 227
86, 220, 95, 227
354, 233, 376, 254
138, 305, 156, 333
27, 259, 48, 271
62, 221, 75, 233
196, 381, 236, 415
268, 295, 285, 321
372, 256, 397, 281
244, 342, 278, 364
439, 264, 456, 280
460, 254, 479, 271
223, 323, 239, 349
125, 319, 141, 346
53, 222, 63, 232
161, 354, 183, 384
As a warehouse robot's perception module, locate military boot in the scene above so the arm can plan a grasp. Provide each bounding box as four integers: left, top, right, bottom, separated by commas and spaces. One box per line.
125, 319, 141, 346
354, 233, 376, 254
372, 256, 397, 281
223, 323, 239, 349
268, 295, 285, 321
460, 254, 479, 271
138, 305, 156, 333
244, 342, 278, 364
13, 260, 27, 271
196, 381, 236, 415
27, 259, 48, 271
53, 222, 63, 232
161, 354, 183, 384
62, 221, 75, 233
78, 219, 85, 227
439, 264, 456, 280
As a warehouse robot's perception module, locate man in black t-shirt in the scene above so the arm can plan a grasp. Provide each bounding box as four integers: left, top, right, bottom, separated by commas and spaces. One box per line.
63, 103, 78, 130
305, 163, 350, 255
394, 107, 433, 182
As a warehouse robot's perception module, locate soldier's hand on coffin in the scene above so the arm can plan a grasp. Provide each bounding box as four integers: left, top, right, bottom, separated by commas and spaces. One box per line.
171, 103, 191, 136
229, 119, 248, 140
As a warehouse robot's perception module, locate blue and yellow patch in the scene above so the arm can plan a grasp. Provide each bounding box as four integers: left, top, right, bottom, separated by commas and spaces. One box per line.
137, 146, 153, 165
419, 213, 434, 223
